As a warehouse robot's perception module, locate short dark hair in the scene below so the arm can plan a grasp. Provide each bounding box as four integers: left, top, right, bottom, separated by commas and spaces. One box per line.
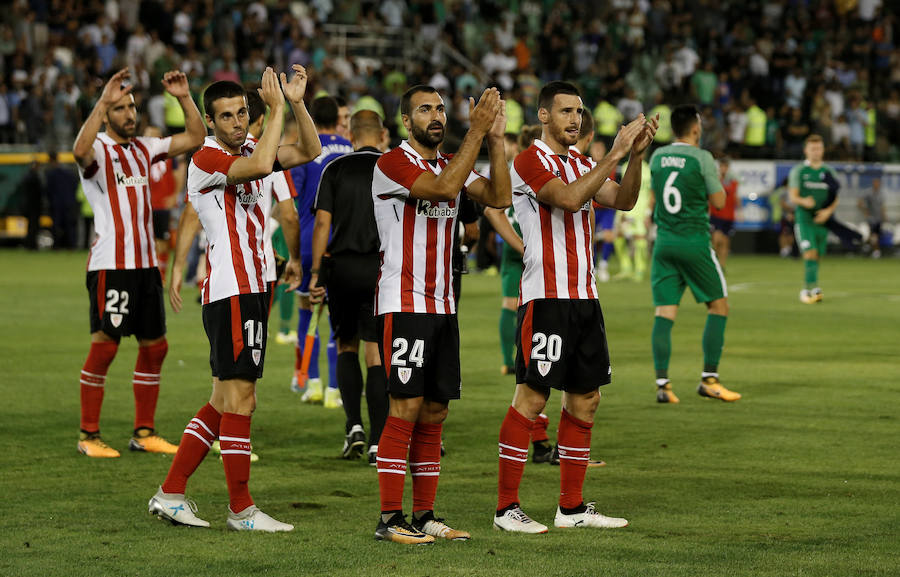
246, 90, 266, 125
334, 95, 348, 108
400, 85, 438, 116
310, 96, 339, 129
203, 81, 245, 117
579, 107, 594, 139
538, 81, 581, 111
671, 104, 700, 138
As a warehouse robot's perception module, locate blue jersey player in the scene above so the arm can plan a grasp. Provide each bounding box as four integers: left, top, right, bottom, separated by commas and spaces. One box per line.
289, 96, 353, 404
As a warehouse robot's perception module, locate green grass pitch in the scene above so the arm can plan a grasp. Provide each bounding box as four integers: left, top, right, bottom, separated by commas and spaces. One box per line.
1, 250, 898, 576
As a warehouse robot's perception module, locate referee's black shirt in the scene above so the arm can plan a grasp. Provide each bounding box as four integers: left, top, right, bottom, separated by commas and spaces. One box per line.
313, 146, 382, 256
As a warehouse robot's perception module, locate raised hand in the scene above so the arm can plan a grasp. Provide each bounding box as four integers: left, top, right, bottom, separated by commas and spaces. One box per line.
99, 68, 133, 106
633, 113, 660, 155
161, 70, 190, 98
280, 64, 309, 104
468, 87, 502, 137
257, 67, 285, 109
610, 114, 646, 159
488, 98, 507, 140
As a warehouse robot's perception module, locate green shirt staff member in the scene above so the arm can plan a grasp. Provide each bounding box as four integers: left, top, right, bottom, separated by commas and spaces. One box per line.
787, 134, 839, 304
648, 104, 741, 404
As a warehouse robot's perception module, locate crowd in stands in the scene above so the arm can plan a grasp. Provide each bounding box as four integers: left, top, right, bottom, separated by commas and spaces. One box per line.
1, 0, 897, 161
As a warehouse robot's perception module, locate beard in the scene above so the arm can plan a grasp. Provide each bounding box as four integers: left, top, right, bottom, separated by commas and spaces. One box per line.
107, 118, 137, 139
411, 121, 445, 148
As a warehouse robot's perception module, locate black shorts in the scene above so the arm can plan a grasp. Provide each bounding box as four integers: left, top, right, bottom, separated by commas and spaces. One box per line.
515, 299, 611, 394
152, 210, 171, 241
709, 216, 735, 236
266, 280, 277, 317
87, 268, 166, 340
324, 253, 379, 343
376, 312, 461, 402
202, 293, 269, 381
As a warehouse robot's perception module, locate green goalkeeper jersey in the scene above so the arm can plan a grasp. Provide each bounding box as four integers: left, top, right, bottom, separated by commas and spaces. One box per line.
787, 162, 839, 224
649, 142, 722, 244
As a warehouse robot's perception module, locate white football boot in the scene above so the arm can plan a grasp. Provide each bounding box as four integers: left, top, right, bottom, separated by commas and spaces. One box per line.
554, 502, 628, 529
493, 506, 548, 534
148, 487, 210, 528
226, 505, 294, 532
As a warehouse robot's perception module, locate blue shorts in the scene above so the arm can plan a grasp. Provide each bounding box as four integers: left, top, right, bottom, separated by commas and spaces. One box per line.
709, 216, 734, 236
297, 253, 313, 295
595, 208, 616, 231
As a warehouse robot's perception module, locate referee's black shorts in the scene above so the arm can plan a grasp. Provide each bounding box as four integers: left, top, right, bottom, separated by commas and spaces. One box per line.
324, 253, 379, 342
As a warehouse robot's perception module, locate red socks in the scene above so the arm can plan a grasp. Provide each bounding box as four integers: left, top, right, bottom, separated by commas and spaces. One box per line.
376, 416, 414, 512
79, 341, 118, 432
557, 409, 593, 509
532, 413, 550, 443
220, 412, 254, 513
162, 403, 221, 495
133, 340, 167, 431
409, 422, 442, 512
497, 406, 533, 510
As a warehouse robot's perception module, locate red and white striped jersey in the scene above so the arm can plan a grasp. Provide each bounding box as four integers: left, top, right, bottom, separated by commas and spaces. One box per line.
188, 136, 274, 304
372, 140, 480, 315
78, 133, 172, 271
246, 135, 297, 283
511, 138, 602, 304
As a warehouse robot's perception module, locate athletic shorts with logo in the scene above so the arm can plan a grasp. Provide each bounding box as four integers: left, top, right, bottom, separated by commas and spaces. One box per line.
651, 242, 727, 306
87, 268, 165, 340
324, 253, 379, 342
515, 299, 611, 394
202, 293, 269, 381
376, 312, 461, 402
794, 219, 828, 255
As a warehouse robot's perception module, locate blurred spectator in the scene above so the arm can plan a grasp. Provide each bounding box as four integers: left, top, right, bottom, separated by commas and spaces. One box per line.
21, 160, 43, 250
783, 107, 812, 159
45, 151, 78, 249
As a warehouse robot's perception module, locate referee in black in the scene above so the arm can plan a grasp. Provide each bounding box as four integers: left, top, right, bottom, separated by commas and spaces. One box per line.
309, 110, 388, 465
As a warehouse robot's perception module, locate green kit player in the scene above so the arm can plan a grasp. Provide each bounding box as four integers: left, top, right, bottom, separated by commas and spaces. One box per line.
648, 105, 740, 404
788, 135, 839, 304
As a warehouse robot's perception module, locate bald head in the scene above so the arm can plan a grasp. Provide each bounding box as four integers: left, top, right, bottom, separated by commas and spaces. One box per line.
350, 109, 385, 149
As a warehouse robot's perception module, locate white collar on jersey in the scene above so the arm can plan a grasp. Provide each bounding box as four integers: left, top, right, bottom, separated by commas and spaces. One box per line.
97, 132, 132, 147
533, 138, 570, 158
399, 139, 447, 162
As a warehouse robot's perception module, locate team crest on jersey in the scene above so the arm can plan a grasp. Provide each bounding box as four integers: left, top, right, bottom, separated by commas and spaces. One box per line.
251, 349, 261, 366
110, 313, 123, 328
537, 361, 552, 377
416, 199, 458, 219
398, 367, 412, 384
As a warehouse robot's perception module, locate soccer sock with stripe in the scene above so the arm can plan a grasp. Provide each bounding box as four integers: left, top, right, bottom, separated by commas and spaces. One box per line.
365, 366, 388, 447
702, 314, 728, 374
133, 340, 167, 432
804, 259, 819, 289
162, 403, 220, 495
410, 422, 442, 513
79, 341, 118, 433
337, 351, 363, 431
499, 308, 516, 368
497, 406, 533, 511
652, 316, 674, 379
220, 412, 254, 514
327, 333, 338, 390
532, 412, 549, 443
377, 416, 414, 513
557, 409, 592, 510
614, 236, 632, 274
294, 307, 319, 379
